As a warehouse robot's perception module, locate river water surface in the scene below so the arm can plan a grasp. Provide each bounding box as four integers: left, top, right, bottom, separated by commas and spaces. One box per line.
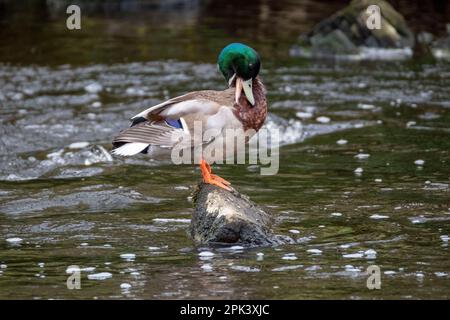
0, 0, 449, 299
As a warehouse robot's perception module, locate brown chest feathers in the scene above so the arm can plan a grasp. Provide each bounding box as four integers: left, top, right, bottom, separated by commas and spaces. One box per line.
233, 77, 267, 132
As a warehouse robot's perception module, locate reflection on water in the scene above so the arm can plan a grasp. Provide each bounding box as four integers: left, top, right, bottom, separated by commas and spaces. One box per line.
0, 0, 450, 299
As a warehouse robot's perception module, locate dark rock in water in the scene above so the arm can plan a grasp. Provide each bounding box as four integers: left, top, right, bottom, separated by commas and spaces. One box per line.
292, 0, 415, 59
190, 183, 291, 247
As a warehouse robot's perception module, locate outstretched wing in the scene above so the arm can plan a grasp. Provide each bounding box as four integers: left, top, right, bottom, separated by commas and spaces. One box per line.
131, 90, 233, 121
112, 89, 236, 157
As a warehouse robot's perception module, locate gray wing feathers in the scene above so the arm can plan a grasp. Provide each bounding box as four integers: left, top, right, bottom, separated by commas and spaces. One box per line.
113, 121, 185, 148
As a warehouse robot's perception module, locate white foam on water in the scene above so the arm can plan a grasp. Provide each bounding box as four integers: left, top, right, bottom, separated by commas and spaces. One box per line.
148, 246, 161, 251
82, 267, 96, 272
343, 253, 364, 258
66, 266, 80, 274
282, 254, 298, 261
307, 249, 322, 254
120, 283, 132, 290
68, 142, 89, 149
289, 229, 300, 234
66, 266, 96, 274
384, 270, 396, 275
354, 167, 364, 174
316, 116, 331, 123
152, 218, 191, 223
38, 262, 45, 268
344, 265, 361, 272
201, 264, 213, 272
174, 186, 189, 190
230, 265, 260, 272
358, 103, 376, 110
6, 237, 23, 244
229, 246, 244, 251
416, 272, 425, 278
364, 249, 377, 259
198, 251, 215, 257
84, 82, 103, 93
414, 159, 425, 166
305, 265, 322, 271
336, 139, 348, 145
370, 214, 389, 220
331, 212, 342, 217
88, 272, 112, 280
411, 218, 424, 224
296, 112, 313, 119
272, 265, 303, 272
434, 272, 447, 277
355, 153, 370, 160
120, 253, 136, 260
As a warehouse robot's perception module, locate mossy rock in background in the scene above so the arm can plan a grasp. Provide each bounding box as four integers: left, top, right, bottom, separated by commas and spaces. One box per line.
297, 0, 414, 55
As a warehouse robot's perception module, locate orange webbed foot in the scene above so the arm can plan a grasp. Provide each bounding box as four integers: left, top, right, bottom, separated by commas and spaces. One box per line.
200, 159, 232, 191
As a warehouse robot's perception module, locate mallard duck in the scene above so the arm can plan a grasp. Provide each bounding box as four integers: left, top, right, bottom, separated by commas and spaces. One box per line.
112, 43, 267, 191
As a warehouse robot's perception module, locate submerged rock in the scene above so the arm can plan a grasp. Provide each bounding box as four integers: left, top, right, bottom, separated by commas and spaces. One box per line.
291, 0, 414, 60
190, 183, 289, 247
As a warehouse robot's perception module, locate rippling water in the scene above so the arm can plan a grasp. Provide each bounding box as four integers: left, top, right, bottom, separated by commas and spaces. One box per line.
1, 59, 449, 299
1, 1, 450, 299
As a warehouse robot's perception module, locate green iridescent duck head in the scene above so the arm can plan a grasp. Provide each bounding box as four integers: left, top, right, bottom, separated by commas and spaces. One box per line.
217, 43, 261, 106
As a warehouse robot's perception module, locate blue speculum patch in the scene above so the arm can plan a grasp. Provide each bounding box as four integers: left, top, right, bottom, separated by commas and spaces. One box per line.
165, 118, 183, 129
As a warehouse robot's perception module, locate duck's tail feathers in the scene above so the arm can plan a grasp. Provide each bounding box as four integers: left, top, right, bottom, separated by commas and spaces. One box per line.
111, 142, 149, 156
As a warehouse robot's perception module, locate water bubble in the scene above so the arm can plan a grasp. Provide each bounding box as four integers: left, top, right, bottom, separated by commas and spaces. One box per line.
316, 116, 331, 123
88, 272, 112, 280
120, 253, 136, 261
282, 253, 298, 260
6, 237, 23, 244
120, 283, 132, 290
354, 153, 370, 160
343, 253, 364, 258
201, 264, 213, 272
364, 249, 377, 259
384, 270, 396, 275
198, 251, 215, 257
68, 142, 89, 149
370, 214, 389, 220
331, 212, 342, 217
84, 82, 103, 94
272, 265, 303, 272
296, 112, 313, 119
414, 159, 425, 166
